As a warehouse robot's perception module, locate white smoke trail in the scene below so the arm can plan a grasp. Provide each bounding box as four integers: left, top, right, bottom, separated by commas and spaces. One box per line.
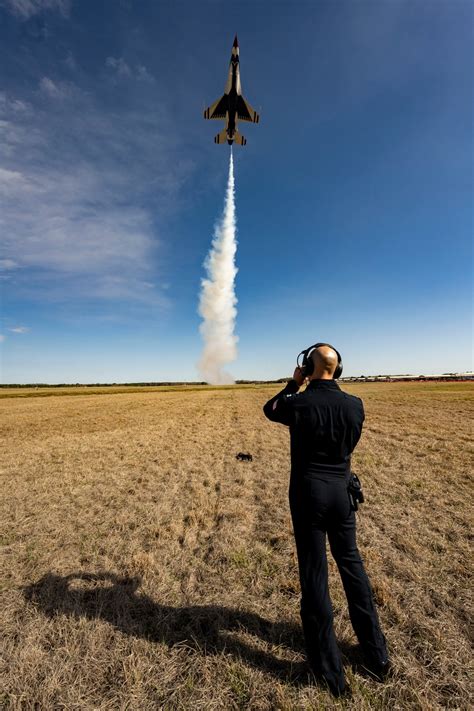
198, 150, 238, 384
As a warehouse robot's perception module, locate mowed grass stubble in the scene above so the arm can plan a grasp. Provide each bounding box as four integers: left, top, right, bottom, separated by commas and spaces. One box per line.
1, 382, 472, 709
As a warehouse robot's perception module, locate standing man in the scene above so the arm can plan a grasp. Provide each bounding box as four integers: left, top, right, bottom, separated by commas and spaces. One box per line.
263, 343, 390, 697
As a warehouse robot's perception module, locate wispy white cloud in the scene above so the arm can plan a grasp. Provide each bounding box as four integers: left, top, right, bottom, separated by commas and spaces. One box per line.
3, 0, 71, 19
0, 167, 35, 196
0, 259, 18, 270
0, 92, 29, 113
0, 334, 5, 343
64, 50, 77, 71
0, 80, 191, 307
8, 326, 30, 333
136, 65, 155, 83
106, 57, 155, 83
39, 76, 71, 99
106, 56, 132, 78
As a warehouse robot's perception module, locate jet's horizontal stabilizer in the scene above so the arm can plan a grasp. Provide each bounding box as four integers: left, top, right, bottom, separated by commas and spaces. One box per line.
233, 131, 247, 146
214, 129, 228, 144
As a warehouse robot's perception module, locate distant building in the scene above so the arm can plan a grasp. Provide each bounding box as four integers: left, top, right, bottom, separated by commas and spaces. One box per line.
340, 372, 473, 383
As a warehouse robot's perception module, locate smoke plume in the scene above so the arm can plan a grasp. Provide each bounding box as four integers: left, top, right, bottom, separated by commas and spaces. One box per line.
198, 150, 238, 384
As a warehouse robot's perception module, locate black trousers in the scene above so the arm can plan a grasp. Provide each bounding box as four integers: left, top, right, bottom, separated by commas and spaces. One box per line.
289, 472, 388, 694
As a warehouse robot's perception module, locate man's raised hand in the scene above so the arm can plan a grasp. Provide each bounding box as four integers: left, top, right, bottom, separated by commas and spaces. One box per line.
292, 367, 306, 387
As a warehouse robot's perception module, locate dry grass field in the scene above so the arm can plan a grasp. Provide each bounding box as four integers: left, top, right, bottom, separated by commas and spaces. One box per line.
1, 382, 473, 710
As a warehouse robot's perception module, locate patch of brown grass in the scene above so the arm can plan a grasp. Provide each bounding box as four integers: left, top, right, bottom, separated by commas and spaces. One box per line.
1, 383, 473, 709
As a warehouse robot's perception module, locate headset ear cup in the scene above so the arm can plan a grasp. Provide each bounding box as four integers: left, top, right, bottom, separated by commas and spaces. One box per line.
304, 349, 314, 377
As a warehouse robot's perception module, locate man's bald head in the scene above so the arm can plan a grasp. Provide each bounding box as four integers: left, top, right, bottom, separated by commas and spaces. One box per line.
310, 345, 339, 379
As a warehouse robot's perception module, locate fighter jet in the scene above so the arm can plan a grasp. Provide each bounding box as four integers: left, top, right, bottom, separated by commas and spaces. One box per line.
204, 36, 260, 146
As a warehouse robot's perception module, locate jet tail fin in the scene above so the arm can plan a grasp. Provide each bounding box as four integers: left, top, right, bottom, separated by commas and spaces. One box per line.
233, 130, 247, 146
214, 129, 228, 144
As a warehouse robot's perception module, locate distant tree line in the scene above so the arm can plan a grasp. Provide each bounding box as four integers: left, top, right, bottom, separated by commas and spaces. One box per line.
0, 379, 288, 388
3, 375, 470, 388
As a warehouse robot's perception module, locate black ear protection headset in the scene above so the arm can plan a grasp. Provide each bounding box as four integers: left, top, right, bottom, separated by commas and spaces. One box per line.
296, 342, 343, 380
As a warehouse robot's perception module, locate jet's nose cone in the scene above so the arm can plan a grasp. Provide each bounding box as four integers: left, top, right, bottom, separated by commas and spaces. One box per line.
233, 35, 239, 48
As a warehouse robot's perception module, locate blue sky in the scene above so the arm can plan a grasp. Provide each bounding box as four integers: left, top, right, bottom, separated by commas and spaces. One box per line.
0, 0, 472, 383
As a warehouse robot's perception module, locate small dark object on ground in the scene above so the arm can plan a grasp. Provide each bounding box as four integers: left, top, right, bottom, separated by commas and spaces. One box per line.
236, 452, 253, 462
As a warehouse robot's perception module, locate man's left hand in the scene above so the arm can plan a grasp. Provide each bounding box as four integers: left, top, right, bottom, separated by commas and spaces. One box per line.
292, 367, 306, 387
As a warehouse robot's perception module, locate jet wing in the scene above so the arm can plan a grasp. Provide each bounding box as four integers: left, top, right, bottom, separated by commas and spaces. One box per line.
204, 95, 228, 120
236, 95, 260, 124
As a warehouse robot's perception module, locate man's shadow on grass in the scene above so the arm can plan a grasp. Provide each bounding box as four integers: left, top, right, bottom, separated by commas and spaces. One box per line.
23, 572, 364, 685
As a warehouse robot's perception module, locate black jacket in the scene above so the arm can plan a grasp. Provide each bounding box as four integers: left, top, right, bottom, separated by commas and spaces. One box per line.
263, 379, 365, 478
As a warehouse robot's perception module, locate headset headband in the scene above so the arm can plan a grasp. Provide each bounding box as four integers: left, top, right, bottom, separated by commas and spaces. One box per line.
297, 342, 343, 379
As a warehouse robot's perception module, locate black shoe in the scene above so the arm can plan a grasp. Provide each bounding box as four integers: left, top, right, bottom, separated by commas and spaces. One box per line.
364, 659, 392, 682
332, 683, 353, 700
308, 667, 350, 699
